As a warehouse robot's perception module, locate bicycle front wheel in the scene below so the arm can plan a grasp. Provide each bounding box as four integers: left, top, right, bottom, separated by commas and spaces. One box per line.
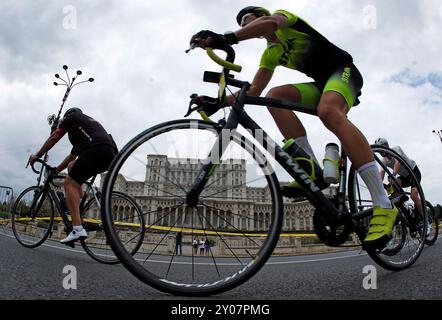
348, 145, 427, 271
101, 119, 283, 296
80, 191, 145, 264
11, 186, 54, 248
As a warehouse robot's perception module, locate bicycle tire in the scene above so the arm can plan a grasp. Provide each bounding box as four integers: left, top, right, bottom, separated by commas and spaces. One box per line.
101, 119, 283, 296
80, 191, 145, 264
424, 201, 438, 246
11, 186, 54, 248
348, 145, 427, 271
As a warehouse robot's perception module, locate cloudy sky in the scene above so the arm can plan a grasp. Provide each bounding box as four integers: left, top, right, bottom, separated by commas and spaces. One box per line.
1, 0, 441, 204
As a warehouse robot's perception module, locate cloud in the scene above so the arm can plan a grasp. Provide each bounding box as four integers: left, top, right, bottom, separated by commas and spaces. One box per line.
391, 68, 442, 90
1, 0, 441, 206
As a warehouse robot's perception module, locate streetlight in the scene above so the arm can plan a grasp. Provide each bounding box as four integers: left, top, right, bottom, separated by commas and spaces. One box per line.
433, 129, 442, 143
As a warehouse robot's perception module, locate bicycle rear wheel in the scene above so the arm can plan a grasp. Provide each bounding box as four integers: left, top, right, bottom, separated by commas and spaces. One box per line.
424, 201, 438, 246
101, 119, 283, 296
80, 191, 145, 264
348, 145, 427, 271
11, 186, 54, 248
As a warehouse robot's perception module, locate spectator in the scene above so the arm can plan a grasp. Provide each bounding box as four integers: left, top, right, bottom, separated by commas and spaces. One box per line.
199, 238, 205, 255
204, 238, 211, 256
192, 238, 198, 255
175, 232, 183, 255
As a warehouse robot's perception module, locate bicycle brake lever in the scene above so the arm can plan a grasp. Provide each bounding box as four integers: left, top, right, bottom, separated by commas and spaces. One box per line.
185, 43, 197, 53
184, 93, 199, 117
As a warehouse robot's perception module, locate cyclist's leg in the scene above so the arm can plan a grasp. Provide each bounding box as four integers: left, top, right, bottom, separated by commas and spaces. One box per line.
318, 63, 396, 248
62, 157, 89, 242
266, 83, 328, 195
64, 176, 82, 226
410, 166, 423, 213
317, 64, 371, 169
61, 145, 114, 242
266, 83, 321, 163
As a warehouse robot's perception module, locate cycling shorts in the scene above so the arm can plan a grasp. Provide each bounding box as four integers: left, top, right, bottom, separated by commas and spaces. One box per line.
399, 166, 422, 188
68, 144, 116, 184
292, 63, 363, 110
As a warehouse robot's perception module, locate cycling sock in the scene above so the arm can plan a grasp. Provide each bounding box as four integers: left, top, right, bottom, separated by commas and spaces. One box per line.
73, 225, 84, 232
294, 136, 319, 165
357, 161, 392, 209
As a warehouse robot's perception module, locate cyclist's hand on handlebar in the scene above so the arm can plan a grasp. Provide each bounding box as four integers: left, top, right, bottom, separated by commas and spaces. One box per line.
190, 95, 226, 117
190, 30, 237, 49
200, 96, 226, 117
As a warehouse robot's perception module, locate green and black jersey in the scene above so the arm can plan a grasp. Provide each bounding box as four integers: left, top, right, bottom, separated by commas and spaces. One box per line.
260, 9, 353, 84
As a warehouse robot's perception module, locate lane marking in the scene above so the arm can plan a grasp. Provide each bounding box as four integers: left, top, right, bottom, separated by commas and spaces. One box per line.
0, 231, 367, 265
2, 231, 439, 266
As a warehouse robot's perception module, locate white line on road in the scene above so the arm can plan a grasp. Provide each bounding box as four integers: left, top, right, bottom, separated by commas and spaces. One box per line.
0, 231, 368, 265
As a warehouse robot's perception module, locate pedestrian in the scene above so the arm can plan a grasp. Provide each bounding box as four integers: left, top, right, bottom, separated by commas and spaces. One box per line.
204, 238, 211, 256
192, 238, 198, 255
199, 238, 205, 255
175, 232, 183, 255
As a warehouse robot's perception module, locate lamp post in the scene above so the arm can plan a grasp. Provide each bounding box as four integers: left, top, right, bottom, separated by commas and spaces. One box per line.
433, 129, 442, 143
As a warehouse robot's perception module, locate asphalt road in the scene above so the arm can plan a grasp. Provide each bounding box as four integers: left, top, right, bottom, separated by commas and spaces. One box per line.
1, 230, 441, 300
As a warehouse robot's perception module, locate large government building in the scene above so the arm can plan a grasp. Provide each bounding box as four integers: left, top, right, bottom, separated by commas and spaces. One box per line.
108, 155, 336, 232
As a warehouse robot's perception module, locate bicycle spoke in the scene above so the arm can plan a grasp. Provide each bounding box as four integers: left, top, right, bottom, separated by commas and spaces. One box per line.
195, 207, 221, 279
200, 203, 259, 260
142, 204, 184, 264
200, 175, 267, 200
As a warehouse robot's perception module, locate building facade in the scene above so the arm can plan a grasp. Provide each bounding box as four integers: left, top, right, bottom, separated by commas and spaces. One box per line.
107, 155, 337, 232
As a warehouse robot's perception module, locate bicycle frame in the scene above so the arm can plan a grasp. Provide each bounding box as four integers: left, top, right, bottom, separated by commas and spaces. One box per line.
31, 162, 100, 232
187, 73, 356, 226
185, 48, 411, 235
185, 48, 419, 238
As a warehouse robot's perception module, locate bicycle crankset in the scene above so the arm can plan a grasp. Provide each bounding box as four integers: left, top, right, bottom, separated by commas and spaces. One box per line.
313, 198, 353, 247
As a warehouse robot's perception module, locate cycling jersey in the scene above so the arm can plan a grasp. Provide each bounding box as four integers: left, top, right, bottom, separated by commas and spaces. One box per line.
259, 9, 362, 108
57, 112, 116, 156
260, 10, 352, 80
383, 146, 417, 177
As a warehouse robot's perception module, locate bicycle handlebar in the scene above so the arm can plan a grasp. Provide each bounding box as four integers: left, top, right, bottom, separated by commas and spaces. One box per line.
29, 159, 52, 175
206, 48, 242, 73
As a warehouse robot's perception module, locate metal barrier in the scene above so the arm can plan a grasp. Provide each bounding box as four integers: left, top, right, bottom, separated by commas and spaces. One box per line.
0, 186, 14, 231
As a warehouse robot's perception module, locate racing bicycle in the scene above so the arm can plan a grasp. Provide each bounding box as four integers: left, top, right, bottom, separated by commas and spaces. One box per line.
100, 45, 428, 295
11, 159, 145, 264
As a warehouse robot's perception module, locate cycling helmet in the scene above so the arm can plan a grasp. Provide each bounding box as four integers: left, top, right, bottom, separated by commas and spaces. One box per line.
236, 6, 271, 26
375, 137, 389, 146
63, 107, 82, 119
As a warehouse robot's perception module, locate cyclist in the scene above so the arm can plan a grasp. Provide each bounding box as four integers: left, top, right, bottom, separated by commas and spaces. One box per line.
190, 6, 397, 249
28, 108, 118, 244
374, 138, 425, 228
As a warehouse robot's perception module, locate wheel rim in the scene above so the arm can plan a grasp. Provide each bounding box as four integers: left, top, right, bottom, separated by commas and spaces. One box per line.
80, 192, 145, 264
101, 120, 282, 295
12, 187, 54, 248
348, 145, 426, 270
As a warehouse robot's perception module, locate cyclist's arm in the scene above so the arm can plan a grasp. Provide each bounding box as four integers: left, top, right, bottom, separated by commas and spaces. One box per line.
226, 67, 273, 106
392, 158, 401, 176
56, 153, 76, 173
35, 128, 65, 158
234, 14, 289, 41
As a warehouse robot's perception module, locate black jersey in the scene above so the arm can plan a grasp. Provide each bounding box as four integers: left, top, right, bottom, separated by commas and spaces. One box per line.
58, 112, 115, 156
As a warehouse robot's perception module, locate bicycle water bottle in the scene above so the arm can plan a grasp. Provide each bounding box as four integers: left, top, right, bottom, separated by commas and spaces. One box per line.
322, 143, 340, 184
282, 138, 323, 180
